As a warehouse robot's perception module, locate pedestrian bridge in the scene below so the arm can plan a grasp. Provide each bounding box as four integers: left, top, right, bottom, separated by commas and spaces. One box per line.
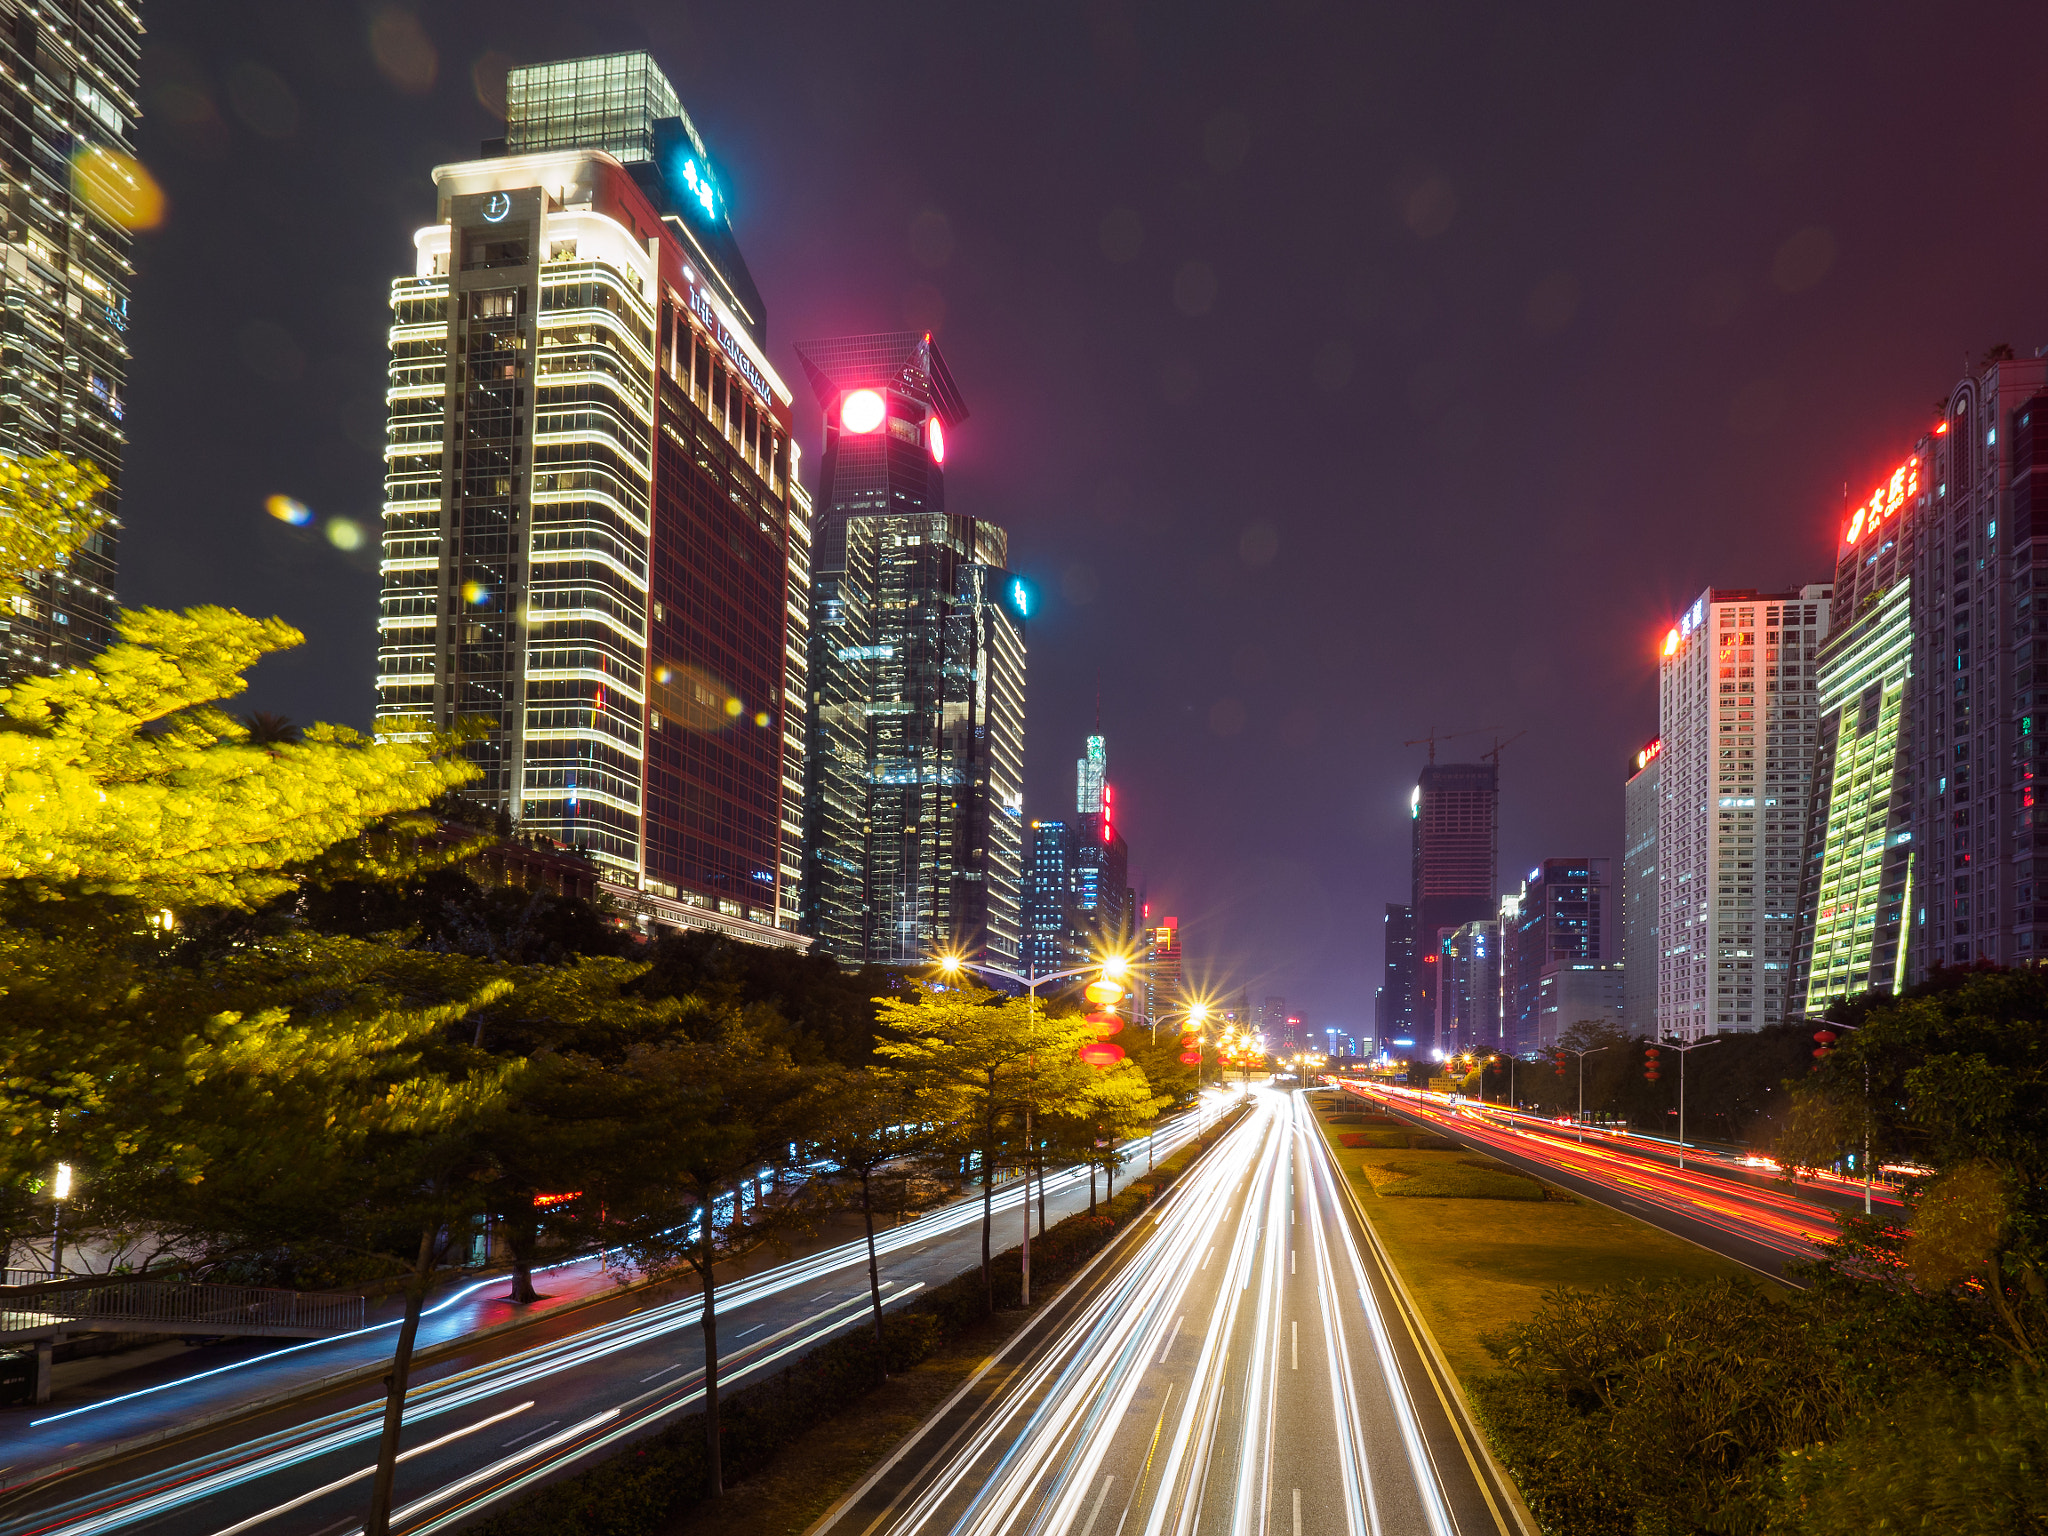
2, 1270, 366, 1403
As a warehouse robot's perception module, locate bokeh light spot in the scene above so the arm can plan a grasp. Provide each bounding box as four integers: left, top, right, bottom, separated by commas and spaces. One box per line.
326, 518, 365, 551
462, 580, 490, 605
369, 6, 437, 94
265, 494, 312, 527
724, 697, 745, 717
71, 146, 166, 231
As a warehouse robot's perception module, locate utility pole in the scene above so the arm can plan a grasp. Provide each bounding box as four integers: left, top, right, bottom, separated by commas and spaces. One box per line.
1661, 1036, 1720, 1169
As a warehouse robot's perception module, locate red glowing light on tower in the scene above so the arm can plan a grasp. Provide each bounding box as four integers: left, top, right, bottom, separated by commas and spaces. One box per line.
928, 415, 946, 463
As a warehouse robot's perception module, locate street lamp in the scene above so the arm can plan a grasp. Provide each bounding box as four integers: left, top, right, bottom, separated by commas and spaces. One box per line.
1560, 1044, 1609, 1144
49, 1162, 73, 1279
927, 947, 1130, 1307
1659, 1035, 1721, 1170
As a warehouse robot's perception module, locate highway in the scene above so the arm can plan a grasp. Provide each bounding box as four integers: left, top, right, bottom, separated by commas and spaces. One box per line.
1333, 1081, 1876, 1282
0, 1109, 1219, 1536
821, 1085, 1527, 1536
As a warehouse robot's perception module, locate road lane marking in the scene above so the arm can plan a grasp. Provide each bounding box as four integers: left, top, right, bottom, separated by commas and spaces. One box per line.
1077, 1474, 1115, 1536
1291, 1249, 1296, 1275
1201, 1246, 1213, 1270
638, 1362, 685, 1381
735, 1323, 767, 1338
1291, 1320, 1297, 1370
1293, 1486, 1302, 1536
1157, 1314, 1183, 1364
501, 1418, 558, 1446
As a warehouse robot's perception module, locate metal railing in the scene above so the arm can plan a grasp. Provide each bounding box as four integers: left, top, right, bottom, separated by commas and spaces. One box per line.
0, 1275, 365, 1337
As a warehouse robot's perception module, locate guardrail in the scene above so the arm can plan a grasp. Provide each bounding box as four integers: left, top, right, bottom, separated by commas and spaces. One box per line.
0, 1276, 365, 1338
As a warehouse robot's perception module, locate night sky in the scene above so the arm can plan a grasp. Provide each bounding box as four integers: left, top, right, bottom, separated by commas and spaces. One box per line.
122, 1, 2048, 1032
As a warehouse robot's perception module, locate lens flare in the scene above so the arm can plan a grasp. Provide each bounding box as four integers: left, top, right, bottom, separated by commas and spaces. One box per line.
72, 146, 166, 231
753, 711, 771, 727
839, 389, 885, 434
723, 697, 744, 717
325, 518, 365, 551
462, 581, 490, 604
265, 494, 312, 526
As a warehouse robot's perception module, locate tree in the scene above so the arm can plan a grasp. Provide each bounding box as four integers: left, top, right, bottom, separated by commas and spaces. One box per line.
607, 1005, 816, 1497
806, 1069, 937, 1344
1053, 1059, 1162, 1212
874, 982, 1093, 1310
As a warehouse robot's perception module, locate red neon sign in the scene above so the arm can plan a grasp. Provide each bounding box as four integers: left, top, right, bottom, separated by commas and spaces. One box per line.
1634, 736, 1662, 772
1842, 455, 1920, 548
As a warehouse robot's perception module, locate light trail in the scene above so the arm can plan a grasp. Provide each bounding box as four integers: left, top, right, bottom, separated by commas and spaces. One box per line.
856, 1088, 1471, 1536
3, 1114, 1210, 1536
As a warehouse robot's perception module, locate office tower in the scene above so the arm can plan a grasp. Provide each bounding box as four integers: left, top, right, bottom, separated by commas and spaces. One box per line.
1145, 916, 1183, 1023
1258, 994, 1286, 1047
1622, 739, 1661, 1034
1434, 918, 1500, 1055
797, 331, 1027, 964
1410, 761, 1499, 1051
1022, 818, 1076, 977
1072, 741, 1131, 950
1534, 962, 1625, 1048
372, 51, 807, 938
1894, 355, 2048, 976
1792, 448, 1925, 1010
1657, 586, 1833, 1038
1379, 904, 1414, 1043
0, 3, 142, 681
1504, 859, 1610, 1052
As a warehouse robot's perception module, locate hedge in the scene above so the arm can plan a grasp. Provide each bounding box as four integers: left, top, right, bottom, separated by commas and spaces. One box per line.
469, 1103, 1250, 1536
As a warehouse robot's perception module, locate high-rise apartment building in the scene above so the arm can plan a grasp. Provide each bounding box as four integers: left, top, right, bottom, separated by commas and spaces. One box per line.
1379, 904, 1414, 1043
1900, 355, 2048, 975
0, 3, 142, 680
1621, 739, 1661, 1034
1505, 858, 1610, 1052
373, 52, 807, 940
1410, 760, 1499, 1051
1145, 916, 1183, 1024
1657, 585, 1832, 1038
1435, 917, 1500, 1055
798, 332, 1027, 964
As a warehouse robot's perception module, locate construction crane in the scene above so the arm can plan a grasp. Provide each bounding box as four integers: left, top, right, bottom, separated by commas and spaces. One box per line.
1481, 730, 1527, 766
1403, 726, 1500, 764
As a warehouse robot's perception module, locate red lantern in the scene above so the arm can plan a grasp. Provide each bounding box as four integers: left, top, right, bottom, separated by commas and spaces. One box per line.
1079, 1041, 1126, 1068
1087, 1011, 1124, 1037
1084, 980, 1125, 1007
1179, 1049, 1201, 1066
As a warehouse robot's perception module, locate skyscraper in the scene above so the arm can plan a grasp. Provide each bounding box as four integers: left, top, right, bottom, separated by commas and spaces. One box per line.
1621, 739, 1661, 1034
1902, 356, 2048, 976
1793, 457, 1920, 1012
1504, 858, 1610, 1052
1379, 904, 1414, 1044
372, 51, 807, 939
1145, 916, 1183, 1024
0, 3, 142, 681
1435, 918, 1500, 1056
1022, 818, 1076, 977
1410, 761, 1499, 1053
797, 331, 1027, 965
1071, 737, 1131, 951
1657, 585, 1833, 1038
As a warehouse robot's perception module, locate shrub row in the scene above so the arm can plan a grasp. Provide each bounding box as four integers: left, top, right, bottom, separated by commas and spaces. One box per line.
469, 1103, 1250, 1536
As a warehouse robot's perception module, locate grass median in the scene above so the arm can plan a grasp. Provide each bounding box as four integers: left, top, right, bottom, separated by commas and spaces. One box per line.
1309, 1091, 1776, 1385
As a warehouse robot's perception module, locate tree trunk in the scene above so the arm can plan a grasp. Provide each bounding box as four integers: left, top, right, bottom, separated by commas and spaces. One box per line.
700, 1199, 724, 1497
1036, 1154, 1046, 1236
365, 1224, 437, 1536
504, 1195, 539, 1305
1088, 1164, 1096, 1216
860, 1169, 884, 1347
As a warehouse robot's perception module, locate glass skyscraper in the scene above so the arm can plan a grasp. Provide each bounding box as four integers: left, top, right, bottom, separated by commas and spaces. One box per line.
0, 2, 141, 681
797, 332, 1027, 965
373, 51, 807, 939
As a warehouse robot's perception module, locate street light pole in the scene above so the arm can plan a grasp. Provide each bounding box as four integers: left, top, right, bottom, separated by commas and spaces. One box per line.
1661, 1036, 1720, 1169
1803, 1015, 1873, 1215
1564, 1045, 1609, 1144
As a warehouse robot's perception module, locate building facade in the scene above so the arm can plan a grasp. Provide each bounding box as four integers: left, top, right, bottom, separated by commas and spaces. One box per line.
797, 331, 1027, 965
0, 1, 142, 680
1621, 739, 1661, 1035
1379, 904, 1414, 1045
1072, 738, 1131, 952
1410, 761, 1499, 1052
1534, 962, 1625, 1049
1657, 585, 1832, 1038
1435, 917, 1501, 1056
373, 52, 805, 937
1022, 818, 1075, 977
1145, 916, 1183, 1025
1505, 858, 1610, 1053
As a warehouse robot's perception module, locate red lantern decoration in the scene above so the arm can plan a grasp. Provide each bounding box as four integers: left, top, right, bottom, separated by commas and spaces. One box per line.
1084, 980, 1125, 1007
1089, 1015, 1124, 1038
1079, 1041, 1126, 1068
1179, 1049, 1201, 1066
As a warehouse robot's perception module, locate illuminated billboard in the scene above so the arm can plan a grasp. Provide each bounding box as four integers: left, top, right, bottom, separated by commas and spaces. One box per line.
1841, 455, 1921, 549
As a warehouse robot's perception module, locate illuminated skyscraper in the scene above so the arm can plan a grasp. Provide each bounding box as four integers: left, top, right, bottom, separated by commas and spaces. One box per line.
1070, 735, 1130, 950
797, 332, 1027, 965
1434, 918, 1499, 1055
1657, 585, 1832, 1038
1410, 761, 1499, 1053
1505, 859, 1609, 1052
372, 51, 807, 939
1621, 739, 1661, 1033
0, 3, 141, 681
1022, 818, 1075, 976
1145, 916, 1183, 1023
1379, 905, 1414, 1043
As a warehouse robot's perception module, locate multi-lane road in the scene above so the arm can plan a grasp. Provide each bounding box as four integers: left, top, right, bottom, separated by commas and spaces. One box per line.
821, 1085, 1528, 1536
1333, 1081, 1895, 1281
0, 1111, 1220, 1536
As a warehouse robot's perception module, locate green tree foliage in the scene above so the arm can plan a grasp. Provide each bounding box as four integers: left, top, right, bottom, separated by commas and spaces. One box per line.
635, 929, 904, 1066
805, 1069, 937, 1343
0, 452, 109, 607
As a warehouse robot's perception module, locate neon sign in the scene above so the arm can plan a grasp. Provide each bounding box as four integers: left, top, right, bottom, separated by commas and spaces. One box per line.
1635, 736, 1663, 772
1842, 455, 1920, 548
678, 157, 718, 222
